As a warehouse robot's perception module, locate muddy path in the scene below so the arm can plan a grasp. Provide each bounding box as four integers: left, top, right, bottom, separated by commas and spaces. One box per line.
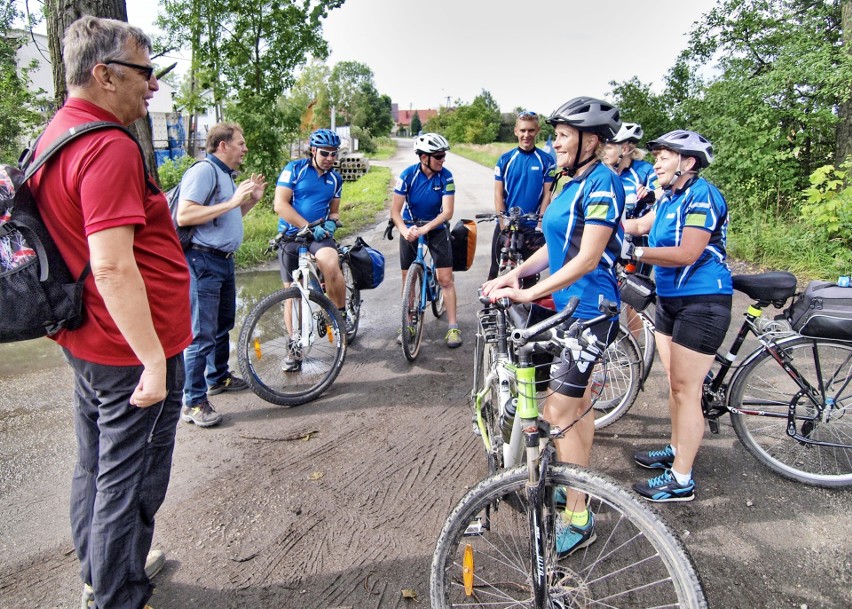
1, 140, 849, 608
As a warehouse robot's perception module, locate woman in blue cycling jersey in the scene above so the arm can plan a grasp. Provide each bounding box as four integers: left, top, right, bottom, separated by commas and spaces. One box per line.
602, 122, 660, 221
483, 96, 625, 558
622, 130, 732, 503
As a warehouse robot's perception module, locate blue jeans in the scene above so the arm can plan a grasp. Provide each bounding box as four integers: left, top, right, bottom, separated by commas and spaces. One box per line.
64, 350, 183, 609
183, 249, 236, 405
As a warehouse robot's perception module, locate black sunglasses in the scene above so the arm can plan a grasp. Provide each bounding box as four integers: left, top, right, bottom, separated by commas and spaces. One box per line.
105, 59, 155, 81
430, 153, 446, 160
318, 149, 339, 158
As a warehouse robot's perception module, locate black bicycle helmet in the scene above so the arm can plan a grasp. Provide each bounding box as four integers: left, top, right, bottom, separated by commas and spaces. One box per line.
647, 130, 714, 169
546, 96, 622, 141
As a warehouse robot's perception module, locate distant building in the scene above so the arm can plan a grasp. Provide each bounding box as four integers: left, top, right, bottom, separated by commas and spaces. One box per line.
391, 104, 438, 137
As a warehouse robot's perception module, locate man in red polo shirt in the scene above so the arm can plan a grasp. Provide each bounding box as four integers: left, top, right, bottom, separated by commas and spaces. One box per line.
29, 16, 191, 609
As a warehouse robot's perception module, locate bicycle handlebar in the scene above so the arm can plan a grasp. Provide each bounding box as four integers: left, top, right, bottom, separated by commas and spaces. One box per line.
510, 298, 619, 347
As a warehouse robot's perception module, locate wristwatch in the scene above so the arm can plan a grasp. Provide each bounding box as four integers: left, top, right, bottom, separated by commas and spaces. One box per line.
634, 247, 645, 260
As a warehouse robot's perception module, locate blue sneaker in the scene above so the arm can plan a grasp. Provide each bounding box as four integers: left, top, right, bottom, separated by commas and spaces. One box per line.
634, 444, 675, 469
633, 469, 695, 503
555, 511, 596, 559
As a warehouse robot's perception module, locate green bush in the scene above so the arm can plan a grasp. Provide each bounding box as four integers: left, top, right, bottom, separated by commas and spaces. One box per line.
157, 155, 197, 190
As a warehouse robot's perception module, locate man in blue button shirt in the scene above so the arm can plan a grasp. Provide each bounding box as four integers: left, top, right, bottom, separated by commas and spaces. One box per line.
177, 122, 266, 427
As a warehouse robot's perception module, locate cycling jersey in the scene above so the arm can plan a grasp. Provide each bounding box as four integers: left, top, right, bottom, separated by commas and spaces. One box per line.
649, 176, 732, 297
276, 157, 343, 235
542, 161, 625, 319
494, 146, 556, 224
617, 159, 658, 218
394, 163, 455, 222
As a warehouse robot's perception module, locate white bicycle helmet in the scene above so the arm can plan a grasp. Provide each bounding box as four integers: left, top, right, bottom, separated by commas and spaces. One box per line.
648, 130, 714, 169
414, 132, 450, 155
546, 96, 621, 141
611, 122, 644, 144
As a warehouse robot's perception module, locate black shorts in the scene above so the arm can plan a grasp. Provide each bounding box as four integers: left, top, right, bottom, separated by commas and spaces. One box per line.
277, 237, 338, 282
398, 224, 453, 270
655, 293, 732, 355
548, 318, 618, 398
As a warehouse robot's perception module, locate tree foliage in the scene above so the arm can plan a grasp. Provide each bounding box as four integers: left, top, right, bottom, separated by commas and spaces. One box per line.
410, 111, 422, 135
425, 89, 501, 144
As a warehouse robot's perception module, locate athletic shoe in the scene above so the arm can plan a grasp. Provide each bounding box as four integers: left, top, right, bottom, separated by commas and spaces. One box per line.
81, 550, 167, 608
445, 327, 462, 348
555, 510, 597, 559
396, 326, 415, 345
281, 352, 301, 372
633, 469, 695, 503
634, 444, 675, 469
207, 372, 248, 395
181, 400, 222, 428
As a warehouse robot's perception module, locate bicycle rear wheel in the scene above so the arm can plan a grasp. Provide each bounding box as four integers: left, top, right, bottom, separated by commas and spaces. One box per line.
472, 322, 503, 475
593, 325, 642, 429
431, 269, 446, 318
431, 465, 707, 608
621, 302, 656, 383
237, 287, 346, 406
402, 264, 426, 361
729, 335, 852, 487
340, 257, 361, 343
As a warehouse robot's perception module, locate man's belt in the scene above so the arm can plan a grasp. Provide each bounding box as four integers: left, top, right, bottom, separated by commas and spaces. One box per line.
190, 244, 234, 259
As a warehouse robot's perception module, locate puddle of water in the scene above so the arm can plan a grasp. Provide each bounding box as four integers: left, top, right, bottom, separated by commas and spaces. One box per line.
0, 269, 284, 378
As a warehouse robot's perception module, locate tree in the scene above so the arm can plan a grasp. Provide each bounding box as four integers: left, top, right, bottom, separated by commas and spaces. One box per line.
44, 0, 159, 180
429, 89, 501, 144
836, 0, 852, 165
410, 111, 422, 135
607, 77, 672, 147
328, 60, 373, 124
350, 82, 392, 136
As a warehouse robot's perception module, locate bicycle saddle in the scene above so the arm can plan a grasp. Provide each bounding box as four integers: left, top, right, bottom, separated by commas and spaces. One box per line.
732, 271, 798, 305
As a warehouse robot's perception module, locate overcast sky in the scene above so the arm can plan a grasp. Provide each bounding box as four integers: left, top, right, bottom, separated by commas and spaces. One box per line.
128, 0, 720, 114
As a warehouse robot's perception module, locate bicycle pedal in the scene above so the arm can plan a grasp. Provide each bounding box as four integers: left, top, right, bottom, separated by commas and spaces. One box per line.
463, 518, 485, 536
707, 418, 720, 434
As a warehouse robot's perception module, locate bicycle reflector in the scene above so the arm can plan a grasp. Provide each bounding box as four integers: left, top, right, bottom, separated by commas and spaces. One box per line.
463, 543, 474, 596
253, 338, 262, 360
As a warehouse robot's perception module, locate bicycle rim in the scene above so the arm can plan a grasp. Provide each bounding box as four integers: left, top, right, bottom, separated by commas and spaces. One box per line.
729, 336, 852, 487
473, 328, 503, 475
340, 258, 361, 343
237, 287, 346, 406
431, 465, 707, 608
402, 264, 425, 361
432, 279, 446, 318
593, 326, 642, 429
621, 303, 655, 384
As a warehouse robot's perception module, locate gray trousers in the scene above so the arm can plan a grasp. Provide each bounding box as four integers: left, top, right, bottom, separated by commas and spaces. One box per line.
64, 350, 183, 609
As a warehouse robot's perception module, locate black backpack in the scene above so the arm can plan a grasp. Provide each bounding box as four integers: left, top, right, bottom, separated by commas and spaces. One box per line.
165, 159, 218, 251
0, 121, 151, 343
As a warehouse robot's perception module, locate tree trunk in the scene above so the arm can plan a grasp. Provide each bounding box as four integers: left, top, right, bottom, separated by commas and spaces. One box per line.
44, 0, 159, 183
836, 0, 852, 166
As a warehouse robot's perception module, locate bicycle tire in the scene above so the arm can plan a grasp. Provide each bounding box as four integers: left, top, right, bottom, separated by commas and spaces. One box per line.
401, 264, 426, 361
728, 335, 852, 487
432, 278, 446, 318
593, 325, 642, 429
621, 302, 656, 383
431, 464, 707, 608
340, 257, 361, 344
237, 287, 346, 406
472, 328, 503, 475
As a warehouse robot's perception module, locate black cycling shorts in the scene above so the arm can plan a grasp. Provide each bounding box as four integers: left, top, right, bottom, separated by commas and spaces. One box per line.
277, 237, 337, 283
548, 319, 618, 398
398, 224, 453, 270
655, 293, 732, 355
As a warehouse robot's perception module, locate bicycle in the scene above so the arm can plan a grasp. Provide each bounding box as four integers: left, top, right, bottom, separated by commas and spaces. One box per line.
619, 261, 657, 383
622, 270, 852, 487
237, 220, 359, 405
476, 207, 542, 286
397, 220, 446, 361
434, 297, 708, 608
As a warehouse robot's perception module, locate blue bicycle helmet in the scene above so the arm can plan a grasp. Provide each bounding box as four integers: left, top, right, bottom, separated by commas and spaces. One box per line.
310, 128, 341, 148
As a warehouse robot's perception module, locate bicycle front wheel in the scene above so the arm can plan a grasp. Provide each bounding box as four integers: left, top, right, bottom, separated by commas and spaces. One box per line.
340, 256, 361, 344
593, 325, 642, 429
402, 264, 426, 361
472, 327, 503, 475
237, 287, 346, 406
621, 302, 656, 383
729, 336, 852, 487
431, 465, 707, 608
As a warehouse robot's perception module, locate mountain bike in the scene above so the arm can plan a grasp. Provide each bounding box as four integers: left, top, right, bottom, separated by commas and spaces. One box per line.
399, 220, 446, 361
237, 221, 357, 405
434, 297, 708, 608
476, 207, 542, 287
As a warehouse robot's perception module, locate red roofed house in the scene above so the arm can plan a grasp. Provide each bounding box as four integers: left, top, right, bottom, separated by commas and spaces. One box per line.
392, 104, 439, 137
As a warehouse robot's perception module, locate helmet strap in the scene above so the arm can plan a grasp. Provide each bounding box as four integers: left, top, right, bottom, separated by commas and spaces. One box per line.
566, 132, 596, 178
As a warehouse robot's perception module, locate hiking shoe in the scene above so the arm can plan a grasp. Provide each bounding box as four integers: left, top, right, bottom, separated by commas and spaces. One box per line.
207, 372, 248, 395
396, 326, 415, 345
445, 327, 462, 348
81, 583, 94, 609
633, 469, 695, 503
634, 444, 675, 469
181, 400, 222, 427
145, 549, 166, 579
555, 511, 597, 559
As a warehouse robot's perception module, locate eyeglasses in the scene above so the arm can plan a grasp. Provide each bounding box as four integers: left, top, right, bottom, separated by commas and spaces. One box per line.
104, 59, 155, 81
517, 110, 538, 119
430, 153, 446, 160
318, 149, 339, 158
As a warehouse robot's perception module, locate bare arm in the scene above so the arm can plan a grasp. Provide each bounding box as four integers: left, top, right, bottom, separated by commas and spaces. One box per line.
88, 225, 166, 408
177, 178, 257, 226
636, 227, 711, 267
493, 180, 506, 228
391, 192, 418, 242
623, 208, 656, 236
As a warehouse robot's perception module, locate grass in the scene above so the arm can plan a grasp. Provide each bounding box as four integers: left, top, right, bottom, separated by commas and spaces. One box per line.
370, 136, 396, 160
452, 142, 517, 168
236, 165, 393, 268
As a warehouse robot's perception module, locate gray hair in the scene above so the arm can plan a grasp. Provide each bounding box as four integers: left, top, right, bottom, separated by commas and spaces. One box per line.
63, 16, 152, 88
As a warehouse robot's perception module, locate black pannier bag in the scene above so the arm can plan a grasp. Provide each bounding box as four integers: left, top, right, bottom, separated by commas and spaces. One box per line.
620, 273, 656, 312
346, 236, 385, 290
783, 280, 852, 341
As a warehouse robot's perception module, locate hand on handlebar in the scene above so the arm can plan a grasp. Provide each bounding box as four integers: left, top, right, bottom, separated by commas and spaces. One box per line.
312, 225, 329, 241
402, 224, 419, 242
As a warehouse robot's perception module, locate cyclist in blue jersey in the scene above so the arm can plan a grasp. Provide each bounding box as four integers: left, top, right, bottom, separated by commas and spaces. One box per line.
483, 97, 625, 558
391, 133, 461, 348
489, 110, 556, 286
622, 130, 732, 503
603, 122, 660, 220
